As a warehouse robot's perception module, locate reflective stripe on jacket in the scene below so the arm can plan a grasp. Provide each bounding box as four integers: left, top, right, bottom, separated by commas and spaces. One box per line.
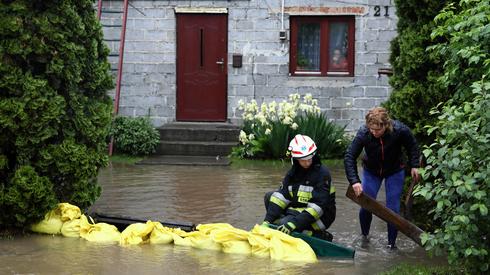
264, 155, 336, 231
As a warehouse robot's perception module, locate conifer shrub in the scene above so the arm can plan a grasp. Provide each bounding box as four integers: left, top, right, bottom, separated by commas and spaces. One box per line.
384, 0, 453, 145
0, 0, 113, 227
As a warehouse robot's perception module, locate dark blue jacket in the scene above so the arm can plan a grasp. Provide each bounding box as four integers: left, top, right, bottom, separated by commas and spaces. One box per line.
264, 155, 336, 231
344, 120, 420, 185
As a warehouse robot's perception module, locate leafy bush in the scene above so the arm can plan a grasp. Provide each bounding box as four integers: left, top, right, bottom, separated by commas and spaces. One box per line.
0, 0, 113, 227
232, 94, 348, 159
416, 1, 490, 272
111, 116, 160, 156
418, 87, 489, 273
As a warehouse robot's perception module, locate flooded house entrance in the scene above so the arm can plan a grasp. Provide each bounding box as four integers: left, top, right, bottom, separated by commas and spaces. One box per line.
176, 10, 228, 121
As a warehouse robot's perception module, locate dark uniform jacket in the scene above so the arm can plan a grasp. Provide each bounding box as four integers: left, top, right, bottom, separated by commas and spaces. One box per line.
344, 120, 420, 185
264, 155, 336, 231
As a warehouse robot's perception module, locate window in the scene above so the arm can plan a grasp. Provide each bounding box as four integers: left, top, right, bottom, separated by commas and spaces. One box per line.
290, 16, 355, 76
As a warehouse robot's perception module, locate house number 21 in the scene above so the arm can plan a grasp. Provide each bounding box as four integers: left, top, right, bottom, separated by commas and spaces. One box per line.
374, 5, 389, 17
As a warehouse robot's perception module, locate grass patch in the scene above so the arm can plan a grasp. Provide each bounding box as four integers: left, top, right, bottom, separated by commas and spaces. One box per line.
379, 263, 465, 275
109, 154, 144, 165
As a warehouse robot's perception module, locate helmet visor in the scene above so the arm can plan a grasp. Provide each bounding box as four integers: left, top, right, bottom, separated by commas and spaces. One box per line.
296, 152, 315, 160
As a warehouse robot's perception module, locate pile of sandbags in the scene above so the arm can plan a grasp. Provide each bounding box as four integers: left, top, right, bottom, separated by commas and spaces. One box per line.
30, 203, 317, 263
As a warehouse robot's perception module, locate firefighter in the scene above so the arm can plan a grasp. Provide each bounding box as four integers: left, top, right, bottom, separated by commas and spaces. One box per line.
262, 134, 336, 241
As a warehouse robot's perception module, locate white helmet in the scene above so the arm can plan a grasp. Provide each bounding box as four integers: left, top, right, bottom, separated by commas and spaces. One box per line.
288, 134, 317, 159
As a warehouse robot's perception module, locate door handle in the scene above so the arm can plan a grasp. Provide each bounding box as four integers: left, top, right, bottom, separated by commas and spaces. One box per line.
216, 58, 224, 71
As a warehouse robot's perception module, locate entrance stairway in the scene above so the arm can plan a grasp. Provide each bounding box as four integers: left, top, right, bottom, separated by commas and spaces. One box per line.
137, 122, 240, 166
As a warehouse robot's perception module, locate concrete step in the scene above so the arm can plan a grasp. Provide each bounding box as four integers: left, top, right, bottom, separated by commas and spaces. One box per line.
158, 122, 240, 142
156, 140, 238, 156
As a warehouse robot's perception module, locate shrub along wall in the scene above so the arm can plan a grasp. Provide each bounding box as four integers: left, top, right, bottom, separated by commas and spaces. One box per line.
0, 0, 113, 228
384, 0, 454, 145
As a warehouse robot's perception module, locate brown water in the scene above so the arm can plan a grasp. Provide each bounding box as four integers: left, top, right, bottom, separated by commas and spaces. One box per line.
0, 162, 446, 274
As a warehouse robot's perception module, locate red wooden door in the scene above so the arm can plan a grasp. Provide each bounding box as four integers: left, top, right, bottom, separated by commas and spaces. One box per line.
176, 14, 228, 121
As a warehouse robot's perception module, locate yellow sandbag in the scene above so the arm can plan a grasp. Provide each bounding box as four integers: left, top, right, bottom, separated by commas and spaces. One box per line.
169, 227, 193, 246
79, 215, 120, 243
211, 226, 250, 242
247, 227, 271, 257
220, 240, 251, 254
149, 222, 174, 244
183, 230, 222, 251
269, 231, 316, 262
212, 226, 251, 255
120, 221, 155, 245
58, 203, 81, 222
251, 224, 317, 262
30, 208, 63, 235
78, 215, 92, 236
196, 223, 233, 235
61, 218, 82, 238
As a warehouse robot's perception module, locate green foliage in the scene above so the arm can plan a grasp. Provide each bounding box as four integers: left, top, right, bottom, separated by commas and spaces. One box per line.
2, 166, 57, 227
385, 0, 453, 145
418, 87, 490, 272
0, 0, 113, 227
111, 116, 160, 156
416, 1, 490, 272
429, 0, 490, 104
231, 94, 348, 159
295, 113, 349, 159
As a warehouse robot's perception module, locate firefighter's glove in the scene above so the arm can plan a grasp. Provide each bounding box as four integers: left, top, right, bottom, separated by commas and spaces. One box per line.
277, 222, 296, 235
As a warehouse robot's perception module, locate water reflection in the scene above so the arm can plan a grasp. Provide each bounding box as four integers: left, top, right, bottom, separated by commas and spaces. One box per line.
0, 162, 446, 274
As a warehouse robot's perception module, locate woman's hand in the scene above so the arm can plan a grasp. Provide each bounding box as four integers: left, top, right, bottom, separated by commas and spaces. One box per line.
411, 168, 420, 183
352, 182, 363, 197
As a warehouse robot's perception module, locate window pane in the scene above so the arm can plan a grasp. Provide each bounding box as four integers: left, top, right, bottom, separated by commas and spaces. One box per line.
297, 23, 320, 71
329, 22, 349, 71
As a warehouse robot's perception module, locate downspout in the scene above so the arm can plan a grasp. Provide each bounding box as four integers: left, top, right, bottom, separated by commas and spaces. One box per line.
281, 0, 285, 32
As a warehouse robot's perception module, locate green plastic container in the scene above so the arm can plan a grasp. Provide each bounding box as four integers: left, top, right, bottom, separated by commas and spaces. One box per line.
267, 224, 355, 258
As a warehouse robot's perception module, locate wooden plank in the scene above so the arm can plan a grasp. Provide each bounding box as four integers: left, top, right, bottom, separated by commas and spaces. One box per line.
403, 179, 416, 220
346, 185, 424, 246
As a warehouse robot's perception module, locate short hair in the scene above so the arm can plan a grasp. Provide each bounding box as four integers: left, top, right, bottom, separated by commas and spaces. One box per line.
365, 107, 393, 132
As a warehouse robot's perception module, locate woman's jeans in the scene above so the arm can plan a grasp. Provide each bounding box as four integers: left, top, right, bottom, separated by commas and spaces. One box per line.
359, 169, 405, 246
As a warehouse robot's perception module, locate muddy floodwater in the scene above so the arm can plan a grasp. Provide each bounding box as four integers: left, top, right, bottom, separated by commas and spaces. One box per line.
1, 162, 447, 274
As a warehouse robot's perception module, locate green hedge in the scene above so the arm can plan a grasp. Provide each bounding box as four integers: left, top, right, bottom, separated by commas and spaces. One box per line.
0, 0, 113, 227
111, 116, 160, 156
384, 0, 454, 145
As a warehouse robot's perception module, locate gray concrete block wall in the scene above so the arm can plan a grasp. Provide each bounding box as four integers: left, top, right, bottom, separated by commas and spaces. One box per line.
99, 0, 398, 132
